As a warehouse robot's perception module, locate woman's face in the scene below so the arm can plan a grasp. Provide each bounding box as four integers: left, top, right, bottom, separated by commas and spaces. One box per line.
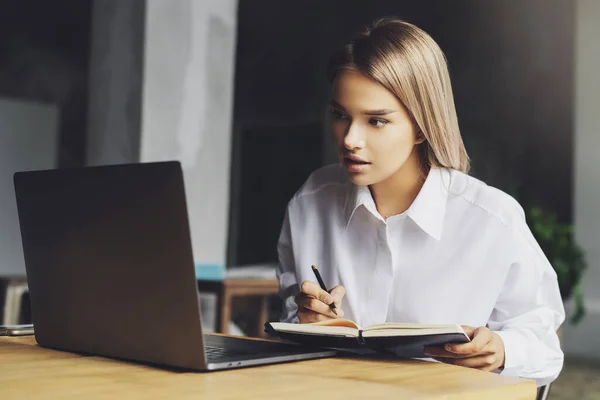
330, 70, 422, 186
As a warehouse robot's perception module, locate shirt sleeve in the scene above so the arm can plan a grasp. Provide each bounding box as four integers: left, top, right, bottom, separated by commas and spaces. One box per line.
488, 219, 565, 387
276, 205, 300, 323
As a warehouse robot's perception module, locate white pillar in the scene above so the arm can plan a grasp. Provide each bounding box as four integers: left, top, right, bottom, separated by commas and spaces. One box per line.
141, 0, 237, 269
86, 0, 145, 165
87, 0, 238, 269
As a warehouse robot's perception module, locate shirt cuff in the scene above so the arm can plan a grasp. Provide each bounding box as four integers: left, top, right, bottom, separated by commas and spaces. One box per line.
494, 330, 526, 378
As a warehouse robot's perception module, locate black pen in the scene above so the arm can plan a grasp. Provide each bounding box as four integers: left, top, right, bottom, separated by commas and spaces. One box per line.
311, 265, 337, 315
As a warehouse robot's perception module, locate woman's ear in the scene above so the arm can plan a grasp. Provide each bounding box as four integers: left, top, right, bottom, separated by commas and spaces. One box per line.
415, 130, 426, 145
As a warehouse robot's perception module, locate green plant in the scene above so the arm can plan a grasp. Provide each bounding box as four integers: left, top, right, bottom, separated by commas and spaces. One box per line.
526, 206, 587, 324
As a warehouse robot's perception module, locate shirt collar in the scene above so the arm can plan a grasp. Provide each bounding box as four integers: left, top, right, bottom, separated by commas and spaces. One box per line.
406, 167, 449, 240
344, 167, 449, 240
344, 181, 378, 226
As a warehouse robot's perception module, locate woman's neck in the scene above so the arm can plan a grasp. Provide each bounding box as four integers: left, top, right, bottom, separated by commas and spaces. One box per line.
369, 153, 426, 219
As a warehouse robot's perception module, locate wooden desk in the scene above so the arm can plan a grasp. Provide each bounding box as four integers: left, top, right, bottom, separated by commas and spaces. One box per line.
0, 336, 536, 399
197, 278, 279, 337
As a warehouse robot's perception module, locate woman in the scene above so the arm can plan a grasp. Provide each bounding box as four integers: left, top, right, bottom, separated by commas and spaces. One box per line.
276, 18, 564, 386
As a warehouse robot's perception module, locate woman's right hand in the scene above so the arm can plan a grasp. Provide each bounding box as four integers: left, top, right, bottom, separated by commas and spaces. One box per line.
295, 281, 346, 323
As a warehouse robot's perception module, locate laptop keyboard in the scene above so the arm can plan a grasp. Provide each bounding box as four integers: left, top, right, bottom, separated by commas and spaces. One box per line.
203, 334, 319, 364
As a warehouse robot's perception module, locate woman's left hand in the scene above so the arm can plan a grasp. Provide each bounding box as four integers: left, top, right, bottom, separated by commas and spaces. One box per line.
423, 326, 505, 372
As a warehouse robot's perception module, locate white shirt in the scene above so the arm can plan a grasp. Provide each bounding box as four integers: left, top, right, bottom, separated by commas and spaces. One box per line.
276, 164, 565, 387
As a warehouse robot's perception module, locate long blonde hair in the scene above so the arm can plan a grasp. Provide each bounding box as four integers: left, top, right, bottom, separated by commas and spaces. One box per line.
327, 18, 470, 173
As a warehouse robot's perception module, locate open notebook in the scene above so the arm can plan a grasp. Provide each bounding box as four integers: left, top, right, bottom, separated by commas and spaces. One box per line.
265, 319, 470, 357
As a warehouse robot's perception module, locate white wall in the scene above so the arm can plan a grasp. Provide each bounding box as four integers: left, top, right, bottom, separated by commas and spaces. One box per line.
140, 0, 237, 267
564, 0, 600, 359
0, 98, 59, 277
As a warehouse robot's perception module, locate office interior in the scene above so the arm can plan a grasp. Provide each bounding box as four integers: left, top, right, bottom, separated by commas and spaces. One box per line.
0, 1, 599, 398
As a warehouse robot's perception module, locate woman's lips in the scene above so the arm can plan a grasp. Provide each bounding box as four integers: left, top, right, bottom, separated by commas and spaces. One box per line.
343, 156, 371, 173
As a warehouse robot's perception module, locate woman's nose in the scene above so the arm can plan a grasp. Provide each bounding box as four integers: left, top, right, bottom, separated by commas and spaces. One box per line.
343, 123, 365, 150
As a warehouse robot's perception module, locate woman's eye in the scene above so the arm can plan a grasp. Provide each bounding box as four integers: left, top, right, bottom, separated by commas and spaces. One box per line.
330, 108, 349, 120
368, 118, 389, 127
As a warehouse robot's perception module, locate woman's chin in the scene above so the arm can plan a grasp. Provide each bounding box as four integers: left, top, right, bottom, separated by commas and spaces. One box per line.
345, 170, 377, 186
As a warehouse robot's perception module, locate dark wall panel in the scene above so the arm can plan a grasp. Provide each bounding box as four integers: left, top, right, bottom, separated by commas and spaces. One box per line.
230, 0, 574, 265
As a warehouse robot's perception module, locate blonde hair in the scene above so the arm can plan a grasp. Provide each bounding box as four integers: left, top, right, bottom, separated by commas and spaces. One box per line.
327, 18, 470, 173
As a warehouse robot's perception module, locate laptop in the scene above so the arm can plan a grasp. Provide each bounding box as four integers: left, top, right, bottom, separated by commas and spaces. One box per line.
13, 161, 335, 370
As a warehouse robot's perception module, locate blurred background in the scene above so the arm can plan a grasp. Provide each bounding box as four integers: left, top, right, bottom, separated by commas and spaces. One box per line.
0, 0, 598, 397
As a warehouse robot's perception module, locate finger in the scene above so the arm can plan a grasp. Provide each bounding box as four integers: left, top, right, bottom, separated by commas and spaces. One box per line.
296, 294, 339, 317
329, 285, 346, 306
424, 347, 471, 359
294, 293, 345, 318
434, 354, 500, 371
300, 281, 334, 304
461, 325, 477, 337
425, 341, 495, 359
445, 327, 492, 355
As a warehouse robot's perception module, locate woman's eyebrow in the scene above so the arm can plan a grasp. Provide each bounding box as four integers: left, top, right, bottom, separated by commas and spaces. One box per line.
329, 100, 397, 116
363, 109, 397, 116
